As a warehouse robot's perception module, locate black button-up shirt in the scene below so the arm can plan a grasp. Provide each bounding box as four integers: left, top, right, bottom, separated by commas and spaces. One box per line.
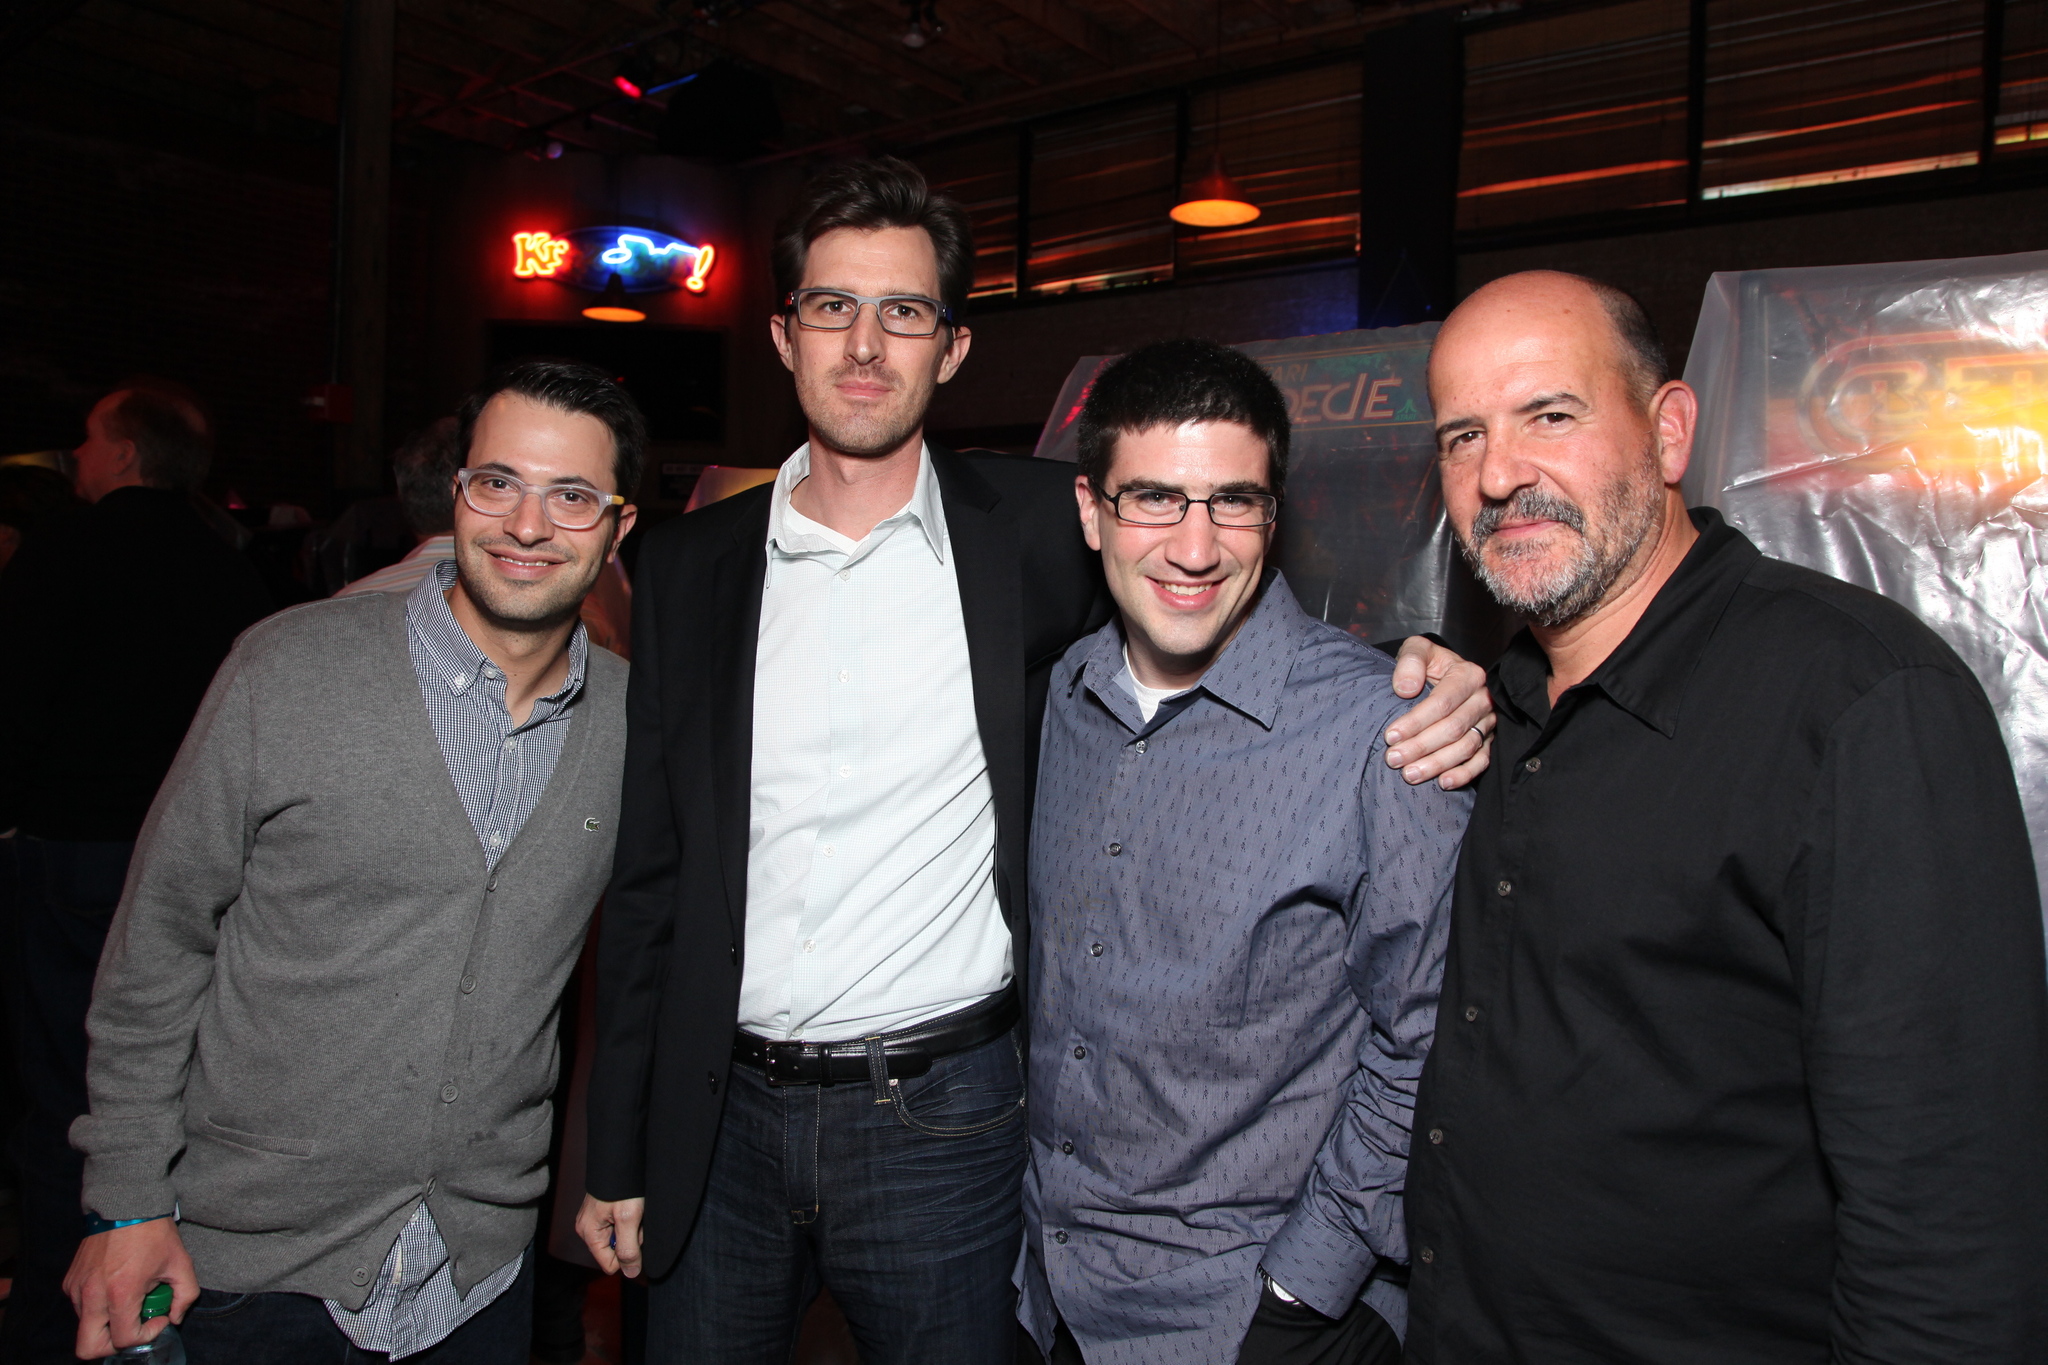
1407, 510, 2048, 1362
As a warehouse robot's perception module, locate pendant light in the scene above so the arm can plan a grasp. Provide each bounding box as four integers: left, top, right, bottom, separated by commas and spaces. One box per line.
1171, 1, 1258, 228
582, 271, 646, 323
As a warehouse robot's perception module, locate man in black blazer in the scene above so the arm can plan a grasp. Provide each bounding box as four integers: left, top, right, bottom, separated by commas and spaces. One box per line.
577, 157, 1495, 1363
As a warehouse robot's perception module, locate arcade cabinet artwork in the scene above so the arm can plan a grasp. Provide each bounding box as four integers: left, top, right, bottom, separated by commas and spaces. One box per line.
1036, 324, 1509, 659
1683, 250, 2048, 914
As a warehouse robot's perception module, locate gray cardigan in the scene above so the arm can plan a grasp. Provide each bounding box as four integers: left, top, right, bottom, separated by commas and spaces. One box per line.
73, 590, 626, 1305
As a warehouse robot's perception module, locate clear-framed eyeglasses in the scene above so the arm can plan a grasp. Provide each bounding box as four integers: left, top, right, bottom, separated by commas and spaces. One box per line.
1102, 486, 1281, 527
456, 467, 624, 531
786, 289, 956, 338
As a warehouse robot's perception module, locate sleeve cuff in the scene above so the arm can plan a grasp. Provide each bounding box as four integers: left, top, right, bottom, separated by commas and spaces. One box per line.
1259, 1209, 1379, 1320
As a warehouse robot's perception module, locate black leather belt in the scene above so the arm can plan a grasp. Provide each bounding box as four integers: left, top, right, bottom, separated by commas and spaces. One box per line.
732, 990, 1018, 1087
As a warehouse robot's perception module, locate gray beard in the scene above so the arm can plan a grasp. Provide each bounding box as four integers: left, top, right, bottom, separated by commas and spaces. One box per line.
1459, 452, 1663, 628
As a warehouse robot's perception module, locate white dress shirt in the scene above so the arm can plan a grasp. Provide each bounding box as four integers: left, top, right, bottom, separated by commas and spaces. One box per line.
741, 444, 1011, 1040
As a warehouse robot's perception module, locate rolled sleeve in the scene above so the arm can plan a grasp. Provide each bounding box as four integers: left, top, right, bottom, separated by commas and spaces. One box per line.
1263, 749, 1467, 1320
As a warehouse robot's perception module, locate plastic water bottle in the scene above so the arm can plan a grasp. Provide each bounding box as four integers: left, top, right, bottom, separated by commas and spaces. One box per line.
101, 1281, 184, 1362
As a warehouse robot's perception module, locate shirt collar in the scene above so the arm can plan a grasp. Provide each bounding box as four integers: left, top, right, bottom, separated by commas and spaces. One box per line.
406, 558, 589, 709
764, 442, 949, 568
1495, 507, 1760, 736
1076, 568, 1307, 734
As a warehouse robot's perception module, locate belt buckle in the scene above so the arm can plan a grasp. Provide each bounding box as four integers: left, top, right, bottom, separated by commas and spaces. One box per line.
762, 1040, 817, 1086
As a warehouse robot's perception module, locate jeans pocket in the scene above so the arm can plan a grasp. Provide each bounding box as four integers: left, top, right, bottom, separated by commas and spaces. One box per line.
187, 1289, 254, 1318
889, 1035, 1027, 1138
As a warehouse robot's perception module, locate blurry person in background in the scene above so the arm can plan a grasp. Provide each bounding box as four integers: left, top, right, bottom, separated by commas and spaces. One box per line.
338, 417, 465, 598
0, 460, 81, 578
343, 412, 634, 655
0, 381, 271, 1364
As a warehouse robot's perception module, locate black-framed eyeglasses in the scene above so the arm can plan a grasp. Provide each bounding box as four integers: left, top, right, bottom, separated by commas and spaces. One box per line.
785, 289, 956, 338
456, 468, 624, 531
1100, 486, 1281, 527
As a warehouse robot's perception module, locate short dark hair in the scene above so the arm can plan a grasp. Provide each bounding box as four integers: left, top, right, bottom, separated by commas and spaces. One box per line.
102, 379, 212, 491
456, 359, 647, 500
1568, 274, 1668, 406
1076, 339, 1292, 499
772, 156, 974, 322
390, 416, 462, 537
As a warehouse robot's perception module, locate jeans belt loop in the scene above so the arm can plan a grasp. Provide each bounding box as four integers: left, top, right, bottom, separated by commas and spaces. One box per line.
864, 1035, 891, 1103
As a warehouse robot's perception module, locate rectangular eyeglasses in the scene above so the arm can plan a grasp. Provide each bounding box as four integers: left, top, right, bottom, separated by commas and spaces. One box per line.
786, 289, 955, 338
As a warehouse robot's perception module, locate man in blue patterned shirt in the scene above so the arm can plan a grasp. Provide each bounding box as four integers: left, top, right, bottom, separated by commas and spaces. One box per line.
1019, 340, 1472, 1365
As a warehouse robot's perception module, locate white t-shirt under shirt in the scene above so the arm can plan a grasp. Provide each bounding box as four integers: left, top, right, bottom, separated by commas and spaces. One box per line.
1118, 645, 1193, 723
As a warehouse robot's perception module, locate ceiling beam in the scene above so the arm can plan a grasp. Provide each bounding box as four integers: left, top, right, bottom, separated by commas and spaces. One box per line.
757, 0, 970, 103
1113, 0, 1207, 51
977, 0, 1124, 67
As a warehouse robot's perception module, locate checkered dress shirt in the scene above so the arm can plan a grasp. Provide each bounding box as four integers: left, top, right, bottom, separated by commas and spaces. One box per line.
321, 560, 588, 1356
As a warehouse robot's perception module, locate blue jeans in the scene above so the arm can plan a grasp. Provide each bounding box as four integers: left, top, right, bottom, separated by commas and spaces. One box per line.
178, 1249, 533, 1364
648, 1027, 1028, 1364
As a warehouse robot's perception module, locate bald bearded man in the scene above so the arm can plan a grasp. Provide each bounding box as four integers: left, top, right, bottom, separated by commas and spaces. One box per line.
1403, 271, 2048, 1364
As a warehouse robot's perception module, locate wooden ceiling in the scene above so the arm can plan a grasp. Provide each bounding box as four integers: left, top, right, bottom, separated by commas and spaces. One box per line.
0, 0, 1469, 163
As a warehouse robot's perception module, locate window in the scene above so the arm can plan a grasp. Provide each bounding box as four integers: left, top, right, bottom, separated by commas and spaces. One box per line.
1459, 0, 1692, 232
917, 132, 1021, 297
1701, 0, 1983, 198
1026, 99, 1178, 294
1997, 0, 2048, 152
1178, 63, 1362, 273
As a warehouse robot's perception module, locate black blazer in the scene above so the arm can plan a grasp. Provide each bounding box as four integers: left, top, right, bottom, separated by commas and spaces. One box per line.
586, 446, 1110, 1276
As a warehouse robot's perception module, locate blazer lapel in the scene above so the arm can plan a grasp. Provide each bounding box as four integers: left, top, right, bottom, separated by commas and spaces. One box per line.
931, 448, 1029, 920
710, 496, 770, 948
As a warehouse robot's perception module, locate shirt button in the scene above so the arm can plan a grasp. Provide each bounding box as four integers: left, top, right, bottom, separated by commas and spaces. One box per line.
1053, 1231, 1069, 1245
441, 1083, 459, 1103
1496, 879, 1512, 896
460, 975, 477, 993
839, 765, 852, 778
838, 569, 850, 581
485, 667, 501, 680
1524, 757, 1541, 773
351, 1267, 371, 1286
1133, 740, 1147, 753
1106, 842, 1122, 857
803, 939, 816, 953
838, 669, 850, 683
1420, 1247, 1435, 1265
453, 674, 469, 690
1463, 1005, 1479, 1022
821, 845, 835, 858
1429, 1127, 1445, 1144
504, 738, 517, 751
1061, 1140, 1075, 1154
1073, 1045, 1087, 1059
489, 832, 503, 847
1089, 943, 1104, 957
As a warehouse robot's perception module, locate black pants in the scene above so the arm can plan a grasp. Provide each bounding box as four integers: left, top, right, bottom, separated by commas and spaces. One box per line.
1048, 1286, 1401, 1365
179, 1250, 534, 1364
0, 834, 133, 1365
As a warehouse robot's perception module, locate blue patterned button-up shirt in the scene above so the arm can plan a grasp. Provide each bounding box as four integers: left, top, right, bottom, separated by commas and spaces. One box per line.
320, 560, 588, 1357
1018, 571, 1470, 1364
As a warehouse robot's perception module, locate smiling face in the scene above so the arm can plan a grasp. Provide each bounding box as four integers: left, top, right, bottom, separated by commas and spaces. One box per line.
1077, 420, 1276, 690
449, 392, 636, 632
769, 225, 970, 461
1429, 273, 1691, 629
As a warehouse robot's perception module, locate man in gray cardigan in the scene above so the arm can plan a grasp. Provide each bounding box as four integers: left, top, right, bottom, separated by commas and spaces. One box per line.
62, 359, 642, 1363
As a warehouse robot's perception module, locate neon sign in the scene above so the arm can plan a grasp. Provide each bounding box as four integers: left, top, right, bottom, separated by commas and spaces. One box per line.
508, 225, 716, 294
512, 231, 570, 278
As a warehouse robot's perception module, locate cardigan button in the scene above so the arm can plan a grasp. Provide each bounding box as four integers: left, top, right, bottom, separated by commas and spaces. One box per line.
460, 975, 476, 994
351, 1267, 371, 1286
441, 1083, 459, 1103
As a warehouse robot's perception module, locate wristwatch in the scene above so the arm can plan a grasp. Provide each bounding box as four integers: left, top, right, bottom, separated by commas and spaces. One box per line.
1259, 1270, 1302, 1305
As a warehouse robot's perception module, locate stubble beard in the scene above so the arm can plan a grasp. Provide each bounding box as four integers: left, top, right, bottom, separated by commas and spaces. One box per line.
454, 529, 609, 632
1460, 444, 1665, 629
799, 362, 933, 459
